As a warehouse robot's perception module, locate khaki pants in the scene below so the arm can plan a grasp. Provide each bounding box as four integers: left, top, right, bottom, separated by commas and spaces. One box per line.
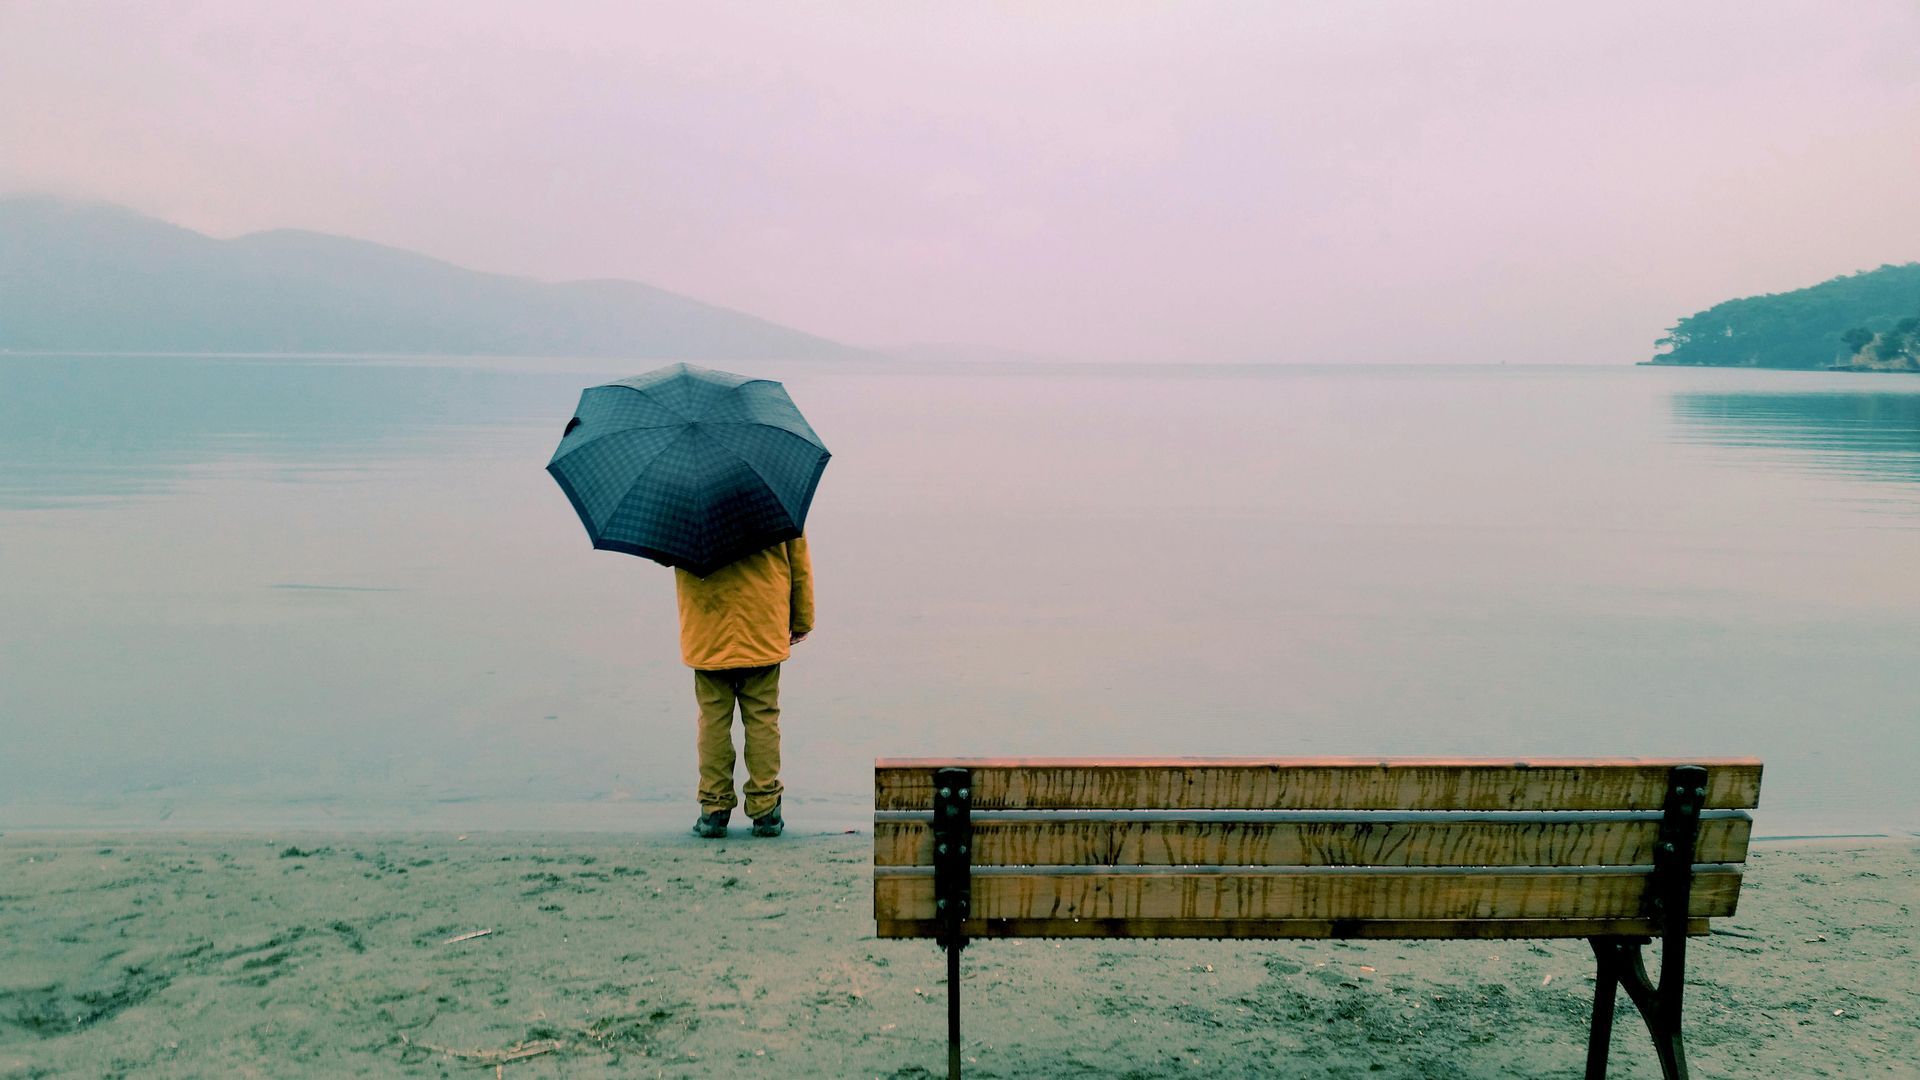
694, 664, 783, 819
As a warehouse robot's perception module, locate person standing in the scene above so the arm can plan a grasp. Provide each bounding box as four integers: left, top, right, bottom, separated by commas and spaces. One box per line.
676, 536, 814, 838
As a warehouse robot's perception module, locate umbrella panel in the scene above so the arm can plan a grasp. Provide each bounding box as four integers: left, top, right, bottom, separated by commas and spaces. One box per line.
548, 423, 688, 533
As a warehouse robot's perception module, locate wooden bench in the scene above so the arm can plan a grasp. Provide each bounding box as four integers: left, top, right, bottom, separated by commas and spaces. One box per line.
873, 757, 1762, 1080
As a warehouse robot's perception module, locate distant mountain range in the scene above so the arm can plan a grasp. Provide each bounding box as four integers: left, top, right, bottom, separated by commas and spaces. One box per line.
0, 195, 861, 359
1648, 262, 1920, 371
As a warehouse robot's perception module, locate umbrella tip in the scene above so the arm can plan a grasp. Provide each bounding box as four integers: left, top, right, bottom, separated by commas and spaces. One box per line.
564, 417, 582, 436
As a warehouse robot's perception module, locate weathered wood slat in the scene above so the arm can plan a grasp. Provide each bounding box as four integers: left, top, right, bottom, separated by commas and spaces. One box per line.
873, 758, 1763, 812
874, 868, 1742, 922
877, 756, 1761, 769
874, 916, 1713, 940
875, 862, 1729, 877
875, 808, 1748, 823
874, 815, 1752, 868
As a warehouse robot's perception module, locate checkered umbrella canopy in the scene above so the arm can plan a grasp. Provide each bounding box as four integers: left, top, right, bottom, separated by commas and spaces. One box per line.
546, 364, 830, 577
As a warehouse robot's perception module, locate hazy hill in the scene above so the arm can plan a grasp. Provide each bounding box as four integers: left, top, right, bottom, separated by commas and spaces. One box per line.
0, 196, 859, 359
1649, 262, 1920, 369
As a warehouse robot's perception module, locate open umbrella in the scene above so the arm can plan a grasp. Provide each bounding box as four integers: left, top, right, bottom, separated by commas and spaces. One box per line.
547, 363, 830, 576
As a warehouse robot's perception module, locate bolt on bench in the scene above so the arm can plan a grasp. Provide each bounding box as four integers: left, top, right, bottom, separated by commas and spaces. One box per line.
873, 757, 1762, 1080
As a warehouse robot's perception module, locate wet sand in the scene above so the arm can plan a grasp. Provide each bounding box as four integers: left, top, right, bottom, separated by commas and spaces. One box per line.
1, 831, 1913, 1078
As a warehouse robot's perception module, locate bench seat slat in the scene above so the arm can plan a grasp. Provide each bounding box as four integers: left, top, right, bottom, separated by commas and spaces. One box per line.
874, 815, 1752, 868
874, 862, 1741, 877
874, 759, 1763, 812
874, 917, 1714, 941
874, 867, 1742, 922
874, 808, 1753, 824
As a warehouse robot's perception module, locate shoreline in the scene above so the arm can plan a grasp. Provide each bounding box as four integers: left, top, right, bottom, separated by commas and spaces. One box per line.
5, 794, 1915, 845
3, 824, 1915, 849
3, 831, 1915, 1077
1638, 359, 1920, 374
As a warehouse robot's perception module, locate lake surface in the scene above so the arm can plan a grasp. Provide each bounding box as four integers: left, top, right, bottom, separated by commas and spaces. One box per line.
2, 355, 1917, 836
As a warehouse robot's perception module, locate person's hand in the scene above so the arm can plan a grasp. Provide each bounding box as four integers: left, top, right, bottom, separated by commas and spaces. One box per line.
790, 631, 809, 645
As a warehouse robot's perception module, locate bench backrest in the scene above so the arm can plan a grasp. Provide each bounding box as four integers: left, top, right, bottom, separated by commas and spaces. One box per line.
874, 757, 1762, 940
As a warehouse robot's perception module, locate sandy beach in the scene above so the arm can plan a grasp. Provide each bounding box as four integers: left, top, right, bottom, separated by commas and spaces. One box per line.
1, 831, 1913, 1078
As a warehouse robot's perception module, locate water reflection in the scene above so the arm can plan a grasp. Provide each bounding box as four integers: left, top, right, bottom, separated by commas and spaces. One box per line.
0, 355, 572, 507
1672, 390, 1920, 485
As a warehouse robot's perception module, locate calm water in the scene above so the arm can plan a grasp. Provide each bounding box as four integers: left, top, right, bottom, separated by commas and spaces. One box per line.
2, 355, 1917, 835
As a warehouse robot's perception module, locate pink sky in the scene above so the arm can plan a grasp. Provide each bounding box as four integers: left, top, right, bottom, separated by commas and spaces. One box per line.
4, 2, 1918, 362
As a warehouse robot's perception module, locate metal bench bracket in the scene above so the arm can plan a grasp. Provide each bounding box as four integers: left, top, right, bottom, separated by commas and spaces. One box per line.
931, 767, 973, 1080
1586, 763, 1705, 1080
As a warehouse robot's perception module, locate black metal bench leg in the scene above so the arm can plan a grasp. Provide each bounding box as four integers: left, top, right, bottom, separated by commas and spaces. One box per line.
1585, 939, 1620, 1079
1588, 937, 1690, 1080
1650, 931, 1690, 1080
947, 940, 963, 1080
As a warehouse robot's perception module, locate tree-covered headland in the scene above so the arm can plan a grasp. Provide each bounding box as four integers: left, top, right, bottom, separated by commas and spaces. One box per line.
1649, 262, 1920, 371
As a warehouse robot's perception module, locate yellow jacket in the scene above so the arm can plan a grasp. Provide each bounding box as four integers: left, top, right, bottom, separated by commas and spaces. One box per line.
674, 537, 814, 670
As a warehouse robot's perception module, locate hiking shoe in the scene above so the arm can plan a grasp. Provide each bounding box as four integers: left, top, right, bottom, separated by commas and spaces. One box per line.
692, 810, 730, 838
751, 803, 784, 837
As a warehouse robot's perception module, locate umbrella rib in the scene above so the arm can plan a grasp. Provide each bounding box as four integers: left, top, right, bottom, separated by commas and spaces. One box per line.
708, 436, 802, 528
699, 421, 829, 458
607, 381, 695, 422
552, 419, 689, 458
699, 418, 820, 437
